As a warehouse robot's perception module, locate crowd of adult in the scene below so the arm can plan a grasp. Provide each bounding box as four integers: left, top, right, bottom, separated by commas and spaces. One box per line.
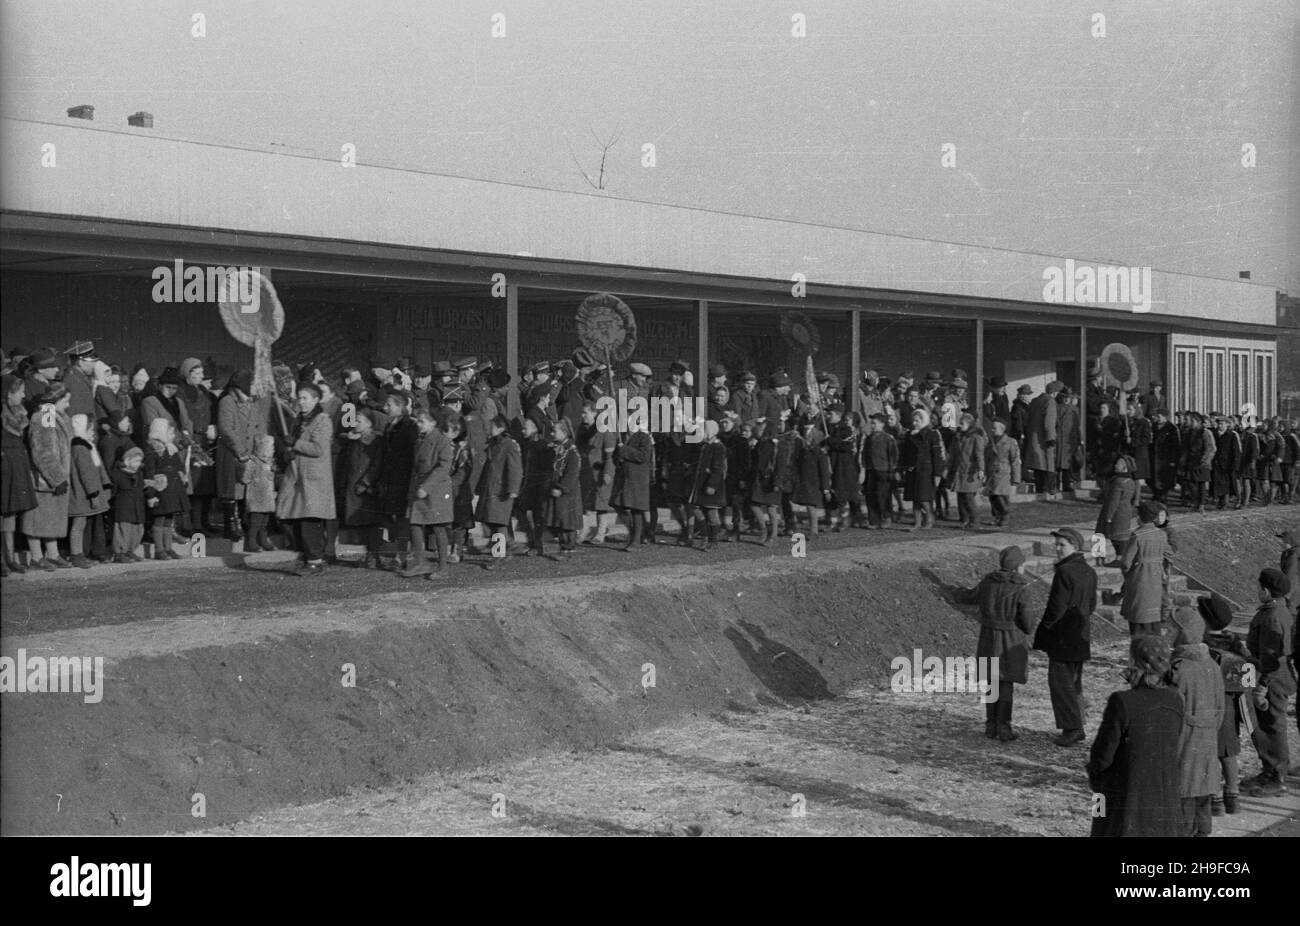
3, 344, 1297, 579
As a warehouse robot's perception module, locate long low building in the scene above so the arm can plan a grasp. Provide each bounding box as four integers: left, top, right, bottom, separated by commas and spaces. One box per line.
1, 114, 1284, 443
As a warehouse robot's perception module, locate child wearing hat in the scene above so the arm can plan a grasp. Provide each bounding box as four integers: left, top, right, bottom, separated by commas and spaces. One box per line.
747, 419, 784, 545
983, 418, 1020, 528
110, 446, 147, 562
859, 413, 897, 529
22, 383, 74, 570
1168, 606, 1225, 835
1200, 593, 1247, 815
1120, 500, 1170, 635
791, 419, 831, 539
144, 417, 188, 559
1241, 568, 1295, 796
956, 545, 1035, 742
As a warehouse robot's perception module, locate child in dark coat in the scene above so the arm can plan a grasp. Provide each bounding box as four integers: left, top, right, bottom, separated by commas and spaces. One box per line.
110, 446, 147, 562
611, 420, 654, 551
144, 417, 188, 559
957, 545, 1036, 741
691, 419, 728, 551
791, 422, 832, 538
748, 419, 783, 546
546, 419, 582, 553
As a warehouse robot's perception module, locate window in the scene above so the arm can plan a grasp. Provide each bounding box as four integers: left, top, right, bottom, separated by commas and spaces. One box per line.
1174, 346, 1198, 412
1230, 350, 1250, 415
1202, 348, 1226, 415
1255, 352, 1275, 418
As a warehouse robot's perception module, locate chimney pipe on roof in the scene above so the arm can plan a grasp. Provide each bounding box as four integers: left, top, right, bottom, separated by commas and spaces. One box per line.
67, 105, 94, 120
127, 111, 154, 129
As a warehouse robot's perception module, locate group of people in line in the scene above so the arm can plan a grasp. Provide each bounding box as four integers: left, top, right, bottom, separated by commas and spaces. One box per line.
964, 524, 1297, 836
3, 344, 1297, 579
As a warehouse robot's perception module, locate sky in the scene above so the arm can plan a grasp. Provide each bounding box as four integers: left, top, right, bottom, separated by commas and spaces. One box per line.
3, 0, 1297, 292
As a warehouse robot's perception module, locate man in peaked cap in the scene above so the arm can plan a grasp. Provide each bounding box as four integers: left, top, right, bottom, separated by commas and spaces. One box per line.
63, 340, 99, 419
727, 369, 759, 421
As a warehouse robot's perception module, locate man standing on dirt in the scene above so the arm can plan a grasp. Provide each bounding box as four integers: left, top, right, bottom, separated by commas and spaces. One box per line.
1033, 527, 1099, 747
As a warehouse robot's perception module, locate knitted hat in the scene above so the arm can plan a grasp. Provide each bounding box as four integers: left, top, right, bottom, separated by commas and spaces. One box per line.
999, 545, 1025, 570
1130, 635, 1172, 678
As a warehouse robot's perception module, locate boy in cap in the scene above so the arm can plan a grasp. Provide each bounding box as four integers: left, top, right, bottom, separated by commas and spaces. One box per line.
983, 417, 1020, 528
859, 413, 897, 528
1240, 568, 1295, 795
1033, 527, 1098, 746
727, 370, 758, 422
1200, 593, 1247, 815
956, 545, 1035, 741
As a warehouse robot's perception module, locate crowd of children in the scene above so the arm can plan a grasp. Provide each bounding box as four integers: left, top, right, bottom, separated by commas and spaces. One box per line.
2, 344, 1297, 579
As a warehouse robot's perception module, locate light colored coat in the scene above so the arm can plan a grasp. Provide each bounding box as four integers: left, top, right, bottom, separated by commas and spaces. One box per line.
946, 426, 987, 493
983, 433, 1021, 496
22, 407, 73, 537
1170, 643, 1224, 798
1120, 522, 1168, 624
408, 427, 454, 525
275, 409, 336, 521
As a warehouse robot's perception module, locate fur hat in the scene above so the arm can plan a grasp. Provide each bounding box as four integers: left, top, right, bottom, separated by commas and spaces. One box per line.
1196, 593, 1234, 632
156, 366, 183, 387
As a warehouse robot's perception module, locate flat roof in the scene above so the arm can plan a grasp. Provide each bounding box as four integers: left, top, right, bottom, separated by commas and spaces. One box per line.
0, 116, 1278, 328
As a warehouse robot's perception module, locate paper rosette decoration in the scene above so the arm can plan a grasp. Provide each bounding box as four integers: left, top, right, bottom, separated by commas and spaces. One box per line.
780, 311, 821, 355
1099, 343, 1138, 392
217, 269, 285, 398
575, 293, 637, 363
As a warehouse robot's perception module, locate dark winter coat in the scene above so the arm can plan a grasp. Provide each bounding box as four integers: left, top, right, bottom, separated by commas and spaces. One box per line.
900, 427, 944, 503
611, 430, 654, 512
1, 404, 37, 517
144, 440, 188, 517
1151, 422, 1181, 491
545, 443, 583, 529
1182, 427, 1215, 482
1087, 686, 1187, 837
692, 440, 728, 508
748, 436, 783, 507
1169, 643, 1225, 798
518, 436, 554, 512
661, 436, 700, 504
1033, 552, 1097, 662
824, 422, 861, 504
792, 436, 832, 508
449, 440, 475, 528
378, 415, 420, 517
1126, 415, 1153, 481
1096, 473, 1138, 545
1024, 393, 1058, 471
110, 464, 147, 524
1247, 599, 1297, 697
722, 431, 752, 498
68, 437, 110, 517
408, 427, 454, 525
338, 432, 385, 527
475, 433, 522, 524
969, 569, 1035, 684
1056, 401, 1081, 471
860, 430, 898, 474
1210, 429, 1240, 496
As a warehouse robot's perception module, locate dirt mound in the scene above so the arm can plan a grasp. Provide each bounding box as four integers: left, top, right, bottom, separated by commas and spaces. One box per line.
2, 509, 1291, 835
3, 546, 999, 834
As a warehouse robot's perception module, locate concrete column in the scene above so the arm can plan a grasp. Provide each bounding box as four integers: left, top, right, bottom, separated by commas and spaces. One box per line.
697, 299, 709, 389
506, 284, 520, 419
850, 308, 861, 414
1079, 325, 1088, 482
